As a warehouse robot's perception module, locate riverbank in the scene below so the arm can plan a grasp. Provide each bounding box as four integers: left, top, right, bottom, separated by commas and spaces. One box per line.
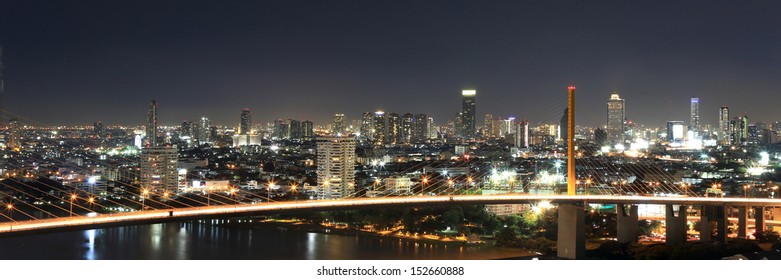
221, 219, 540, 259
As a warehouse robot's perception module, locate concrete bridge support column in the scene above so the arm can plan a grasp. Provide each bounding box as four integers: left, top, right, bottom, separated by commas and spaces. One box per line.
557, 204, 585, 259
716, 206, 728, 244
616, 204, 638, 243
665, 204, 688, 245
737, 206, 748, 239
755, 206, 765, 236
699, 205, 712, 243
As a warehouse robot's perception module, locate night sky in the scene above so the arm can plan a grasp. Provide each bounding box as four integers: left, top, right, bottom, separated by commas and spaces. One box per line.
1, 0, 780, 128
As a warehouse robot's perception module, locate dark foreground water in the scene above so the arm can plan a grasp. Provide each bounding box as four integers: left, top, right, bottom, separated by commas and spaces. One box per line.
0, 220, 532, 260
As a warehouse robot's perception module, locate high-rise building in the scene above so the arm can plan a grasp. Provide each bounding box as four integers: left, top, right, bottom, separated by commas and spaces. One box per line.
316, 136, 356, 199
484, 114, 495, 138
140, 145, 179, 195
667, 121, 685, 144
559, 108, 568, 142
302, 120, 314, 140
372, 111, 386, 146
401, 113, 414, 144
730, 114, 749, 145
690, 97, 700, 136
413, 113, 428, 144
387, 112, 400, 145
145, 100, 158, 147
719, 106, 730, 145
289, 119, 302, 140
240, 108, 251, 135
606, 92, 625, 145
200, 116, 211, 144
514, 120, 529, 148
273, 119, 288, 139
332, 113, 346, 135
7, 118, 19, 149
461, 90, 476, 139
360, 112, 373, 140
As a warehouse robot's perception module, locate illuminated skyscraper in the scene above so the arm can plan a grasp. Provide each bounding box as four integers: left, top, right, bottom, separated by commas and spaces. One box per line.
240, 108, 251, 135
412, 113, 429, 144
461, 90, 476, 139
140, 145, 179, 195
387, 112, 400, 145
372, 111, 386, 146
690, 97, 700, 136
559, 108, 568, 142
302, 120, 314, 140
667, 121, 685, 144
332, 113, 346, 135
606, 92, 625, 145
514, 120, 529, 148
401, 113, 414, 144
316, 136, 356, 199
719, 106, 730, 145
200, 116, 211, 143
145, 100, 158, 147
360, 112, 373, 140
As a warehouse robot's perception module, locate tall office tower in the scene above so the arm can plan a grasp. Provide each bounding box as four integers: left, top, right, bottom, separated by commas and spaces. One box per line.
719, 106, 730, 145
372, 111, 386, 146
240, 108, 251, 135
140, 145, 179, 195
606, 92, 625, 145
559, 108, 568, 141
690, 97, 700, 136
667, 121, 685, 144
360, 112, 373, 140
461, 90, 476, 139
145, 100, 158, 147
200, 116, 211, 143
0, 46, 4, 127
729, 116, 748, 145
180, 121, 192, 137
514, 120, 530, 148
316, 136, 356, 199
401, 113, 414, 144
272, 119, 288, 139
302, 120, 314, 140
6, 118, 20, 149
428, 117, 436, 139
332, 113, 346, 135
386, 112, 400, 145
289, 119, 302, 140
484, 114, 495, 138
412, 113, 428, 144
454, 112, 464, 138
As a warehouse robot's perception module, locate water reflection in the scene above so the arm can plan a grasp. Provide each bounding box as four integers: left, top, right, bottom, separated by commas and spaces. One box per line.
0, 221, 530, 260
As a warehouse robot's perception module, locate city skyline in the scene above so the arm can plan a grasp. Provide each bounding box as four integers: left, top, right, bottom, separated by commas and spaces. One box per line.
0, 1, 780, 127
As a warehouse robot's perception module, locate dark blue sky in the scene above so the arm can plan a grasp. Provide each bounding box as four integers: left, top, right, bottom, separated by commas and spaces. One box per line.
1, 0, 780, 128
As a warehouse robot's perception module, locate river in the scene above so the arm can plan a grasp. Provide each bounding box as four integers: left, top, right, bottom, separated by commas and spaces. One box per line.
0, 220, 535, 260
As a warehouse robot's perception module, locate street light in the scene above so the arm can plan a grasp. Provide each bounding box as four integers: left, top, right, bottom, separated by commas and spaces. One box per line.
88, 196, 95, 211
6, 202, 13, 230
163, 192, 170, 208
141, 189, 149, 211
744, 185, 751, 198
70, 193, 78, 217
